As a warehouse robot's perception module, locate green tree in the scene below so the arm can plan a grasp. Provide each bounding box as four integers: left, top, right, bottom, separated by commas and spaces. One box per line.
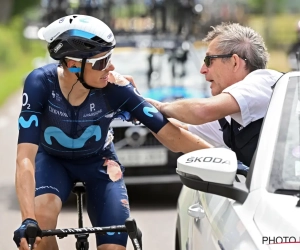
12, 0, 40, 16
0, 0, 40, 23
248, 0, 285, 14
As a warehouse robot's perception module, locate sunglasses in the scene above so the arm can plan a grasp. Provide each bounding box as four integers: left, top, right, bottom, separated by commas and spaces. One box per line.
203, 54, 233, 67
66, 49, 113, 71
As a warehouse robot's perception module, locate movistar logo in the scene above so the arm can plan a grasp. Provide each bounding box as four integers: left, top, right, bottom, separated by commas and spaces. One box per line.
143, 106, 158, 117
106, 232, 121, 236
18, 115, 38, 129
44, 125, 101, 149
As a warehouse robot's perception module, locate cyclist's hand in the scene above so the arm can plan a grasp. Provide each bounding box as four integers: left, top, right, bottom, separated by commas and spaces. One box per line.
13, 218, 42, 250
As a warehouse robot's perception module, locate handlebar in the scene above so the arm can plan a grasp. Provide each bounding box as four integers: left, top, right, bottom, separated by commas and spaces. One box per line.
42, 225, 128, 238
25, 218, 142, 250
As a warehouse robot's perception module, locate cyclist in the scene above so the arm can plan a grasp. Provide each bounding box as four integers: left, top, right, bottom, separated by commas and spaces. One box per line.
13, 14, 212, 250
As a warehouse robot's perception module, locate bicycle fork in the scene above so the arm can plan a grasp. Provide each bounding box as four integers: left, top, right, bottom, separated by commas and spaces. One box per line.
73, 183, 89, 250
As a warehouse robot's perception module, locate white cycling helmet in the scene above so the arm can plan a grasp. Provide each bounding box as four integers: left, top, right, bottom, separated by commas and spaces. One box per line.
38, 14, 116, 60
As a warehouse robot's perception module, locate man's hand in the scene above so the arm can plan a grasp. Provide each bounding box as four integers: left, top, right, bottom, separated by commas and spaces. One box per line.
108, 71, 130, 86
145, 98, 167, 116
123, 75, 136, 88
108, 72, 137, 88
13, 218, 42, 250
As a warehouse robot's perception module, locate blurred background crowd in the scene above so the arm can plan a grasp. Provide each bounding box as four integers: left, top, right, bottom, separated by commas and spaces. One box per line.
0, 0, 300, 106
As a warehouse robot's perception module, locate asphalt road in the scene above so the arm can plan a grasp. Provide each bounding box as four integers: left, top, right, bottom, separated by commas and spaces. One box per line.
0, 90, 182, 250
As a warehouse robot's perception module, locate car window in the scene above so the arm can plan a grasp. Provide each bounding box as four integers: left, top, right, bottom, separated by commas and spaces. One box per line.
268, 76, 300, 192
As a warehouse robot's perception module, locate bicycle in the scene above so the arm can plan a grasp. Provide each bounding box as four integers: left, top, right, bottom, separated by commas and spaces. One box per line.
24, 182, 142, 250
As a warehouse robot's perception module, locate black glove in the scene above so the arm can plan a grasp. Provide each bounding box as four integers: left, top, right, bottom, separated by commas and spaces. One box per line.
13, 218, 42, 247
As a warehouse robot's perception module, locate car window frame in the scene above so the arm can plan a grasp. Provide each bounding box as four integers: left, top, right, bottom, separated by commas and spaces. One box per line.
246, 72, 300, 191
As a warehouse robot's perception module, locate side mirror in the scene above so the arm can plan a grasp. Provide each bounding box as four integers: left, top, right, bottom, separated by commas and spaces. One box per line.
177, 148, 237, 185
177, 148, 248, 204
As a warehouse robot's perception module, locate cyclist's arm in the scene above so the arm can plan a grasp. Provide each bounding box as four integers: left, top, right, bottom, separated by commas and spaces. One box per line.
154, 122, 212, 153
106, 80, 212, 152
16, 143, 38, 220
17, 69, 47, 220
168, 118, 188, 130
159, 119, 212, 152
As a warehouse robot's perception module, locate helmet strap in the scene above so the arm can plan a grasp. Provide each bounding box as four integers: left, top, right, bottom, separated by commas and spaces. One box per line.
75, 59, 96, 90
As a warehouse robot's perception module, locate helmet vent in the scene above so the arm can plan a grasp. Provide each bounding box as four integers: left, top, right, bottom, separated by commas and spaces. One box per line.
91, 36, 114, 47
70, 39, 95, 50
69, 15, 78, 24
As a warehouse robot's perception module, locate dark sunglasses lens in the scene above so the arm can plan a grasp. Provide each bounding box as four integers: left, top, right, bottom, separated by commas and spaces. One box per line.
92, 54, 111, 71
204, 56, 210, 67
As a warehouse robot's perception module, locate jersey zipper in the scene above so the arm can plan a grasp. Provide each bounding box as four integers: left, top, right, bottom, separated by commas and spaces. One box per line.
71, 106, 80, 158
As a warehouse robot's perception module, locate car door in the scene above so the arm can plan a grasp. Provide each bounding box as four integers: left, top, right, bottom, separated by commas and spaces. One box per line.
199, 191, 259, 250
198, 192, 235, 250
188, 191, 220, 250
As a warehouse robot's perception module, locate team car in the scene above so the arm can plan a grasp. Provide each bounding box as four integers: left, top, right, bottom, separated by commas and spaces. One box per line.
175, 71, 300, 250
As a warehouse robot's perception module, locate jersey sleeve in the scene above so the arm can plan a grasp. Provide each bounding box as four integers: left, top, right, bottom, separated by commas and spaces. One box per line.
106, 82, 169, 133
18, 69, 48, 145
222, 70, 282, 126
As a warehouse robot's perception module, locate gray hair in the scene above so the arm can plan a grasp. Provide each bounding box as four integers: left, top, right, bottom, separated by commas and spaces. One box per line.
203, 23, 269, 71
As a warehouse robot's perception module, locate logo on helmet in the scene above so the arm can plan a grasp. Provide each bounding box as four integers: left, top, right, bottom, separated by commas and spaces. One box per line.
58, 18, 65, 23
79, 17, 90, 23
107, 33, 113, 39
54, 43, 63, 53
50, 32, 61, 41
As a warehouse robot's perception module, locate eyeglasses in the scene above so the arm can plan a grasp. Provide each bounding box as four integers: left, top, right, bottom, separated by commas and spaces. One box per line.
66, 49, 113, 71
203, 54, 233, 67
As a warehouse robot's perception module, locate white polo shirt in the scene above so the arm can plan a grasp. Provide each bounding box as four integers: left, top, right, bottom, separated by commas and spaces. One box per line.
187, 69, 283, 147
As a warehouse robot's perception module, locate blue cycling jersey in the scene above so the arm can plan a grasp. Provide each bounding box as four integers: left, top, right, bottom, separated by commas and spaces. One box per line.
18, 63, 168, 159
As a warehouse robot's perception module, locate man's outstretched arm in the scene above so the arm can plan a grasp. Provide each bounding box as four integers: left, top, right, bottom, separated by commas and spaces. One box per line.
146, 93, 240, 125
153, 122, 212, 153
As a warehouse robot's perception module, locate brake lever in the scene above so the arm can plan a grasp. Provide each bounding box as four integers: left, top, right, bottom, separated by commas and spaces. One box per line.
25, 223, 38, 250
125, 218, 142, 250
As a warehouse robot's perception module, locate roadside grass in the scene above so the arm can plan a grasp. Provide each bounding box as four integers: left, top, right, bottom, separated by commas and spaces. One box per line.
0, 53, 40, 106
0, 44, 46, 106
0, 18, 45, 106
